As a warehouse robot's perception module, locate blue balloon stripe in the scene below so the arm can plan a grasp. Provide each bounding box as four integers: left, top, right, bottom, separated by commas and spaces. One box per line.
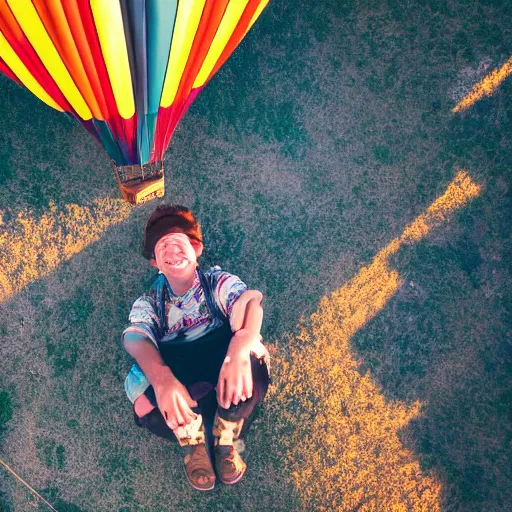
120, 0, 149, 164
138, 113, 151, 165
145, 0, 178, 162
92, 119, 124, 165
146, 0, 178, 115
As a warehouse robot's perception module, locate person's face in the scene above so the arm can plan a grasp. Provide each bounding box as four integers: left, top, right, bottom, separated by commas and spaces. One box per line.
150, 231, 203, 276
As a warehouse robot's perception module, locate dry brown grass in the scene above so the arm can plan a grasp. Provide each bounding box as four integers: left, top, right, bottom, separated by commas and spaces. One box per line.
0, 199, 131, 302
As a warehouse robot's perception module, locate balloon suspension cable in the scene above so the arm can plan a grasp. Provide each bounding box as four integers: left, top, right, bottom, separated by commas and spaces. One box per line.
0, 458, 58, 512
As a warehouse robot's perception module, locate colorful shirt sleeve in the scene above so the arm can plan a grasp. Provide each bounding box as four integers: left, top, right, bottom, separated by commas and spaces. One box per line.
122, 295, 161, 347
209, 266, 248, 320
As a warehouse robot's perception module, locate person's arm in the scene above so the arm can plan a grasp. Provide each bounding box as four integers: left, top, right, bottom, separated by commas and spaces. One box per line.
124, 338, 170, 386
217, 290, 263, 408
123, 295, 198, 429
123, 338, 198, 429
229, 289, 263, 334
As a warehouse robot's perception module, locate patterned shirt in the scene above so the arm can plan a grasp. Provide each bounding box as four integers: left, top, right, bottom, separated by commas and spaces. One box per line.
122, 266, 247, 403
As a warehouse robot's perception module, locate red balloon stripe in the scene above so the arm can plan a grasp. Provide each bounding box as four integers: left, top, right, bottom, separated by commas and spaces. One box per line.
153, 0, 229, 161
207, 0, 263, 83
61, 0, 110, 120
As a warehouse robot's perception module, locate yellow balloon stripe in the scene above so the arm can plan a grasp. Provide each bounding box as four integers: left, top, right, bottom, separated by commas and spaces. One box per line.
160, 0, 205, 108
7, 0, 92, 120
0, 32, 63, 112
194, 0, 249, 88
245, 0, 269, 36
90, 0, 135, 119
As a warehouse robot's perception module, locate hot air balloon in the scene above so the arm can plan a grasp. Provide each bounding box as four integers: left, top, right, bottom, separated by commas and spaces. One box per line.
0, 0, 269, 204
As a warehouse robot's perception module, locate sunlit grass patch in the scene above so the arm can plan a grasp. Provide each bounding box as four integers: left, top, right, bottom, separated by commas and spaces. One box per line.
0, 199, 131, 303
267, 171, 481, 511
453, 56, 512, 113
400, 171, 481, 243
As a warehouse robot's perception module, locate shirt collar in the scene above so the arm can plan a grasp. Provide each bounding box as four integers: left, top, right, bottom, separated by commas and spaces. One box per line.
162, 269, 200, 299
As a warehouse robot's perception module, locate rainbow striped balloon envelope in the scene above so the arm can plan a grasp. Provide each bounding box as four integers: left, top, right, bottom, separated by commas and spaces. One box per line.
0, 0, 269, 203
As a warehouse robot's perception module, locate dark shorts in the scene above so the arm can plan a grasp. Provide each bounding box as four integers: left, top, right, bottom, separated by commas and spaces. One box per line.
157, 321, 233, 387
135, 353, 270, 441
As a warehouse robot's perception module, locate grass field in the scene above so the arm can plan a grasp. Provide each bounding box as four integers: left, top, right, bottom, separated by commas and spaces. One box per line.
1, 1, 511, 510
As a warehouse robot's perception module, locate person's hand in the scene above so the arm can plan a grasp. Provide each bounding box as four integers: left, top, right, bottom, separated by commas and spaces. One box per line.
217, 330, 254, 409
154, 369, 198, 430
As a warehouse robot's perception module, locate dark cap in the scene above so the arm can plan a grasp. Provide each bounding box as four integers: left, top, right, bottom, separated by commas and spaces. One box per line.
142, 204, 202, 259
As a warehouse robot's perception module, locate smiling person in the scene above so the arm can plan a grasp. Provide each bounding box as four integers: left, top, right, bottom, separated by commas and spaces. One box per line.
122, 205, 270, 491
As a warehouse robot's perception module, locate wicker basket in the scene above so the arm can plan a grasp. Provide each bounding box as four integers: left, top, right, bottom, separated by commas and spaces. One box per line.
113, 161, 165, 205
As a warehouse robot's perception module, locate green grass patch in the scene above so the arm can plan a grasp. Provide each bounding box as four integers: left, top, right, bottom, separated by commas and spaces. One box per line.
35, 438, 66, 471
0, 390, 13, 431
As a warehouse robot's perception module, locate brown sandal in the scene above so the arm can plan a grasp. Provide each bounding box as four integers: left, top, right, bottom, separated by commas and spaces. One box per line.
173, 415, 216, 491
214, 444, 247, 485
212, 416, 247, 485
183, 443, 216, 491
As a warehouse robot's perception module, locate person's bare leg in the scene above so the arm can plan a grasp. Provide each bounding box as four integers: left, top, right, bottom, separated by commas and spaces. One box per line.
134, 393, 156, 418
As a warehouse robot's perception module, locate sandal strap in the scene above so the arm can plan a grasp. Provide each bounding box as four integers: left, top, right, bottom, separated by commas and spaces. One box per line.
212, 416, 244, 446
214, 444, 246, 484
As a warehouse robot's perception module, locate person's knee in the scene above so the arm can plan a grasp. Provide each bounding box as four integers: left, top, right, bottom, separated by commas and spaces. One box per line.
216, 356, 269, 424
134, 406, 177, 441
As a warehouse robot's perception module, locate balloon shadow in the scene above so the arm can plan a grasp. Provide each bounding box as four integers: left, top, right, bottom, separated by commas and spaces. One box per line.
349, 74, 512, 512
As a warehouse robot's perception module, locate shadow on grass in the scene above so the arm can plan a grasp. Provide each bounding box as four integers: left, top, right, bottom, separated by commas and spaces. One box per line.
352, 85, 512, 511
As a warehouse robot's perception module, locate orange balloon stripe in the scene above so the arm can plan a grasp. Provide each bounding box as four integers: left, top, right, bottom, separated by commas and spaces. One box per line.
0, 0, 72, 112
75, 1, 118, 118
31, 0, 103, 120
31, 0, 65, 55
167, 1, 212, 114
0, 0, 21, 39
75, 3, 122, 130
206, 0, 264, 82
172, 0, 228, 108
61, 0, 110, 120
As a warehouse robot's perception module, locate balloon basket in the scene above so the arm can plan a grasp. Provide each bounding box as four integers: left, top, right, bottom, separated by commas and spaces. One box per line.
113, 161, 165, 205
